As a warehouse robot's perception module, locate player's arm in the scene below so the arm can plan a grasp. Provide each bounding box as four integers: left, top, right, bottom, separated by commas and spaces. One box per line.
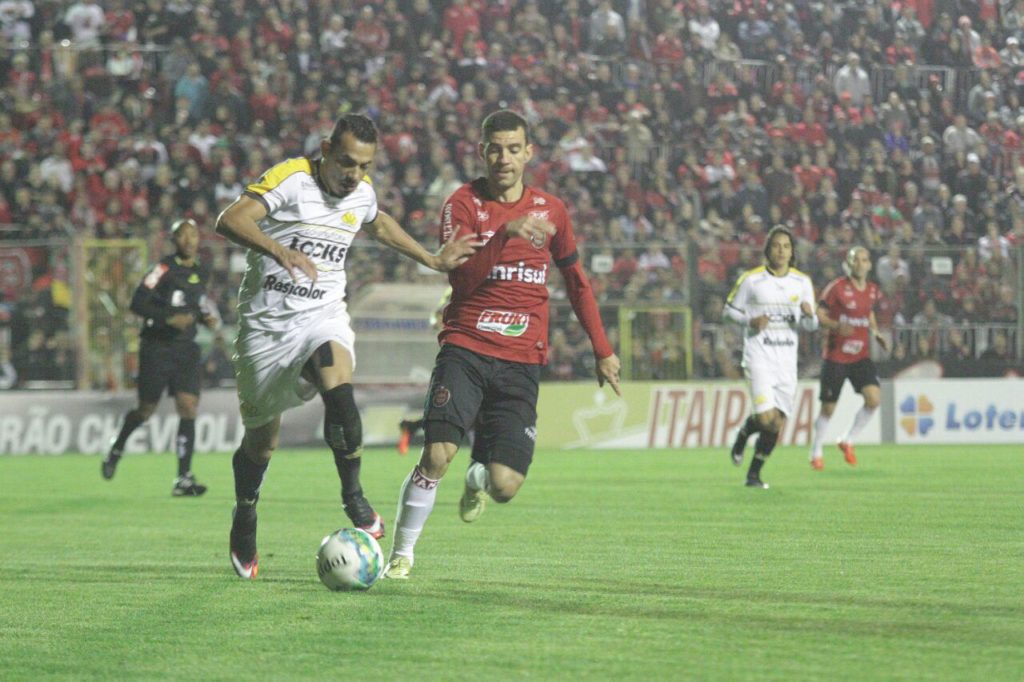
363, 210, 480, 272
868, 310, 888, 350
559, 255, 620, 395
448, 213, 556, 294
130, 265, 194, 331
215, 195, 317, 282
723, 274, 766, 330
799, 280, 819, 331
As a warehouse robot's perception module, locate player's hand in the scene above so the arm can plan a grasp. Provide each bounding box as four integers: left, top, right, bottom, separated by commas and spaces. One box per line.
750, 314, 770, 331
435, 233, 483, 271
597, 354, 621, 396
506, 215, 556, 246
167, 313, 195, 330
274, 246, 318, 282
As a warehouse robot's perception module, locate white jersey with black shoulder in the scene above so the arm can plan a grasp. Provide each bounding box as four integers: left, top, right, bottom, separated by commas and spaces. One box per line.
725, 265, 817, 375
236, 157, 378, 331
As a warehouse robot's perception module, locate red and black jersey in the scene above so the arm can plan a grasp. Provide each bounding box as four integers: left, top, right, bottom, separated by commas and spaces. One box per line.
438, 178, 612, 365
819, 276, 882, 363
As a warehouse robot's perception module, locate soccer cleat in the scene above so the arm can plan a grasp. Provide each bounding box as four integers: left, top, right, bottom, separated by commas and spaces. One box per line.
344, 494, 385, 540
459, 486, 486, 523
229, 503, 259, 579
810, 457, 824, 471
397, 419, 417, 456
172, 473, 208, 497
838, 441, 857, 466
101, 448, 122, 480
383, 555, 412, 580
745, 476, 770, 489
730, 430, 747, 466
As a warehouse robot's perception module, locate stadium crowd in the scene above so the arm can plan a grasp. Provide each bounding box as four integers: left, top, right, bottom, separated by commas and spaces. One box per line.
0, 0, 1021, 387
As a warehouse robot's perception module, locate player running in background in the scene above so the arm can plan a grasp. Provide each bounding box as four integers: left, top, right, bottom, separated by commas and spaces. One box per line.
809, 246, 888, 469
725, 226, 818, 489
215, 114, 478, 579
101, 218, 220, 496
385, 109, 621, 579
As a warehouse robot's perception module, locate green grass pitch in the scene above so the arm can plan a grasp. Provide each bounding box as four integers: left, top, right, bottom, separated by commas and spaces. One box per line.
1, 445, 1022, 680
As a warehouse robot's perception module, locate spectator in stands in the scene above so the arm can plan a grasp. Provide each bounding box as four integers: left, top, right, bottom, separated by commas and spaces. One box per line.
834, 52, 871, 107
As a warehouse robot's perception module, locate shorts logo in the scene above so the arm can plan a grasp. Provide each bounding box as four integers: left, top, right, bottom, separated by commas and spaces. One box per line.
524, 426, 536, 442
477, 310, 529, 337
432, 385, 451, 407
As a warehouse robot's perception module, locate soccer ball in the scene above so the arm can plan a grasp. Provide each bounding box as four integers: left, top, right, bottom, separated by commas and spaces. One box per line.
316, 528, 385, 591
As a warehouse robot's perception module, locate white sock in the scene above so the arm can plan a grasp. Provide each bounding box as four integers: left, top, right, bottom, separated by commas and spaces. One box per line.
390, 466, 439, 562
842, 406, 877, 444
465, 460, 490, 493
810, 414, 830, 459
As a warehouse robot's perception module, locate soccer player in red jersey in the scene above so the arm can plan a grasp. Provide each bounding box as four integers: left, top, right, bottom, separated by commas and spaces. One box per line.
809, 246, 889, 469
385, 110, 621, 579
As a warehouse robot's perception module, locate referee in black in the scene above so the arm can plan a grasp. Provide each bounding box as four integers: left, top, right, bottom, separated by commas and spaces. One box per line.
102, 218, 220, 496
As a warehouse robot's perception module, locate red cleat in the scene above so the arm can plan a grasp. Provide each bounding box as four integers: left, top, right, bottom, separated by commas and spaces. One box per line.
838, 441, 857, 466
397, 428, 411, 456
810, 457, 824, 470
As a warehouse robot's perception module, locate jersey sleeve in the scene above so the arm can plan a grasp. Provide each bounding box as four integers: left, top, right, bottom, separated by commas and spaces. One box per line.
444, 190, 510, 295
724, 271, 751, 325
243, 159, 306, 216
130, 262, 170, 322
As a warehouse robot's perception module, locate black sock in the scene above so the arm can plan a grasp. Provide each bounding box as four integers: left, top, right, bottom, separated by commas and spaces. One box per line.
112, 410, 146, 452
336, 455, 363, 504
232, 448, 268, 504
748, 454, 766, 478
176, 418, 195, 477
738, 414, 762, 440
322, 384, 364, 502
755, 430, 779, 458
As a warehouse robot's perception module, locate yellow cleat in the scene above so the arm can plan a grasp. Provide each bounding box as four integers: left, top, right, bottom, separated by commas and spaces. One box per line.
459, 486, 486, 523
383, 555, 412, 580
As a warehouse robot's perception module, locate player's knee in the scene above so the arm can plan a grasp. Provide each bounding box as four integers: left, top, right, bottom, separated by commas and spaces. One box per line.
136, 404, 158, 420
863, 391, 881, 410
488, 472, 523, 503
322, 383, 362, 456
820, 402, 837, 418
755, 411, 776, 432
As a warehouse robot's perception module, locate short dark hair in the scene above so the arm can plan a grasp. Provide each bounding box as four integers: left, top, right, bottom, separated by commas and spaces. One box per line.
330, 114, 378, 146
481, 109, 530, 143
764, 225, 797, 267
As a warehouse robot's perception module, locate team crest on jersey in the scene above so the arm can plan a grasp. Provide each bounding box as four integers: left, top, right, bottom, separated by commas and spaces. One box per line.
432, 385, 451, 407
188, 273, 200, 284
342, 212, 357, 225
789, 294, 799, 302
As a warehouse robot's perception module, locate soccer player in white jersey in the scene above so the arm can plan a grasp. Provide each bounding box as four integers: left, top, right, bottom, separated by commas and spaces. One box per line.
724, 226, 818, 489
215, 114, 478, 579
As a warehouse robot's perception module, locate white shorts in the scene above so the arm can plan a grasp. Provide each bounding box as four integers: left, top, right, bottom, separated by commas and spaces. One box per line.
232, 309, 356, 428
745, 363, 796, 417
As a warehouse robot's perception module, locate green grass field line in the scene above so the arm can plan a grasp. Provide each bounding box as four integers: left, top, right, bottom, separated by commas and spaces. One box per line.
1, 445, 1021, 680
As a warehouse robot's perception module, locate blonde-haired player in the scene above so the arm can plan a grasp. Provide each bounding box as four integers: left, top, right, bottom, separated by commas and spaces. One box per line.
725, 226, 818, 488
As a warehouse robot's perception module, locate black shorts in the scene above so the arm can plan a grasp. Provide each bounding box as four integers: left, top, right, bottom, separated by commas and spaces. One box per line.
422, 344, 540, 476
819, 358, 880, 403
137, 338, 201, 403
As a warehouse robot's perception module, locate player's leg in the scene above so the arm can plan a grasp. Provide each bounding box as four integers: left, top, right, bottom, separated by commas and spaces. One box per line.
305, 340, 383, 538
745, 408, 783, 488
838, 360, 882, 466
460, 359, 538, 519
229, 416, 280, 579
103, 341, 170, 479
745, 372, 794, 488
388, 346, 483, 578
732, 365, 774, 467
169, 342, 205, 495
811, 361, 845, 468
